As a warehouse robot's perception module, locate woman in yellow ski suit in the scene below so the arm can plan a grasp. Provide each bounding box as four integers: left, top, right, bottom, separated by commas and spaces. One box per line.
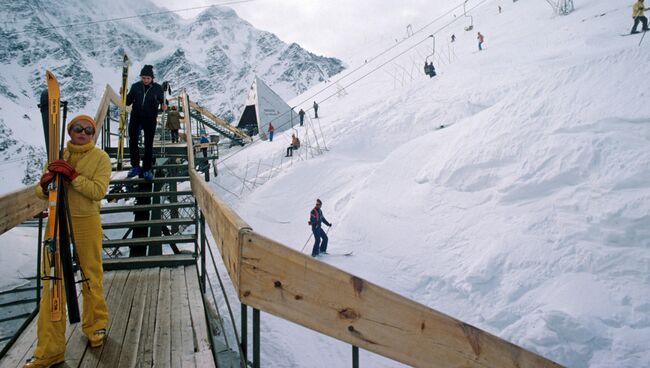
27, 115, 111, 368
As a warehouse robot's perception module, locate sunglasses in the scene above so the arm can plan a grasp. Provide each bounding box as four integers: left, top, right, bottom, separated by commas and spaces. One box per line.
71, 124, 95, 135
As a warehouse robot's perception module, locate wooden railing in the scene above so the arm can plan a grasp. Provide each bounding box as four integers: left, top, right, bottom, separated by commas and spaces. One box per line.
0, 186, 46, 236
181, 91, 562, 368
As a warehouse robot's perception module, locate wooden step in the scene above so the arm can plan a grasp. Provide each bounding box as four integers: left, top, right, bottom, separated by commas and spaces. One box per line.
109, 176, 190, 185
102, 254, 196, 270
104, 190, 193, 200
100, 202, 194, 214
112, 163, 189, 171
102, 235, 196, 248
102, 218, 196, 230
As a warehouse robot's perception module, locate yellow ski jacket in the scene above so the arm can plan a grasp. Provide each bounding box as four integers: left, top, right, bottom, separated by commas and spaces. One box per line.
632, 1, 648, 17
36, 141, 111, 217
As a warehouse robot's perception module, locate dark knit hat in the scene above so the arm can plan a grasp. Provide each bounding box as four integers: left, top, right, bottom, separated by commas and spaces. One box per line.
140, 65, 154, 78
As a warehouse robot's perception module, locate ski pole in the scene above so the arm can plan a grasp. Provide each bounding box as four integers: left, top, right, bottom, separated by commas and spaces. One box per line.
300, 232, 313, 253
640, 29, 647, 47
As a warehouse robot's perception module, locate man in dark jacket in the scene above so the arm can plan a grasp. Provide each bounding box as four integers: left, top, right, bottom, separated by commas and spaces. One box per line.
126, 65, 166, 182
298, 109, 305, 126
313, 101, 319, 118
309, 199, 331, 257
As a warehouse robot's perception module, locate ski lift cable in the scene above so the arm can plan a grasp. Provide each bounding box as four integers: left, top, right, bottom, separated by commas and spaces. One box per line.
217, 0, 492, 167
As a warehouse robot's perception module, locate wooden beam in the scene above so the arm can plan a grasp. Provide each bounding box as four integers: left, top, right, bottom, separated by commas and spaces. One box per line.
180, 90, 195, 168
189, 168, 250, 291
93, 84, 121, 143
0, 186, 47, 237
238, 231, 562, 368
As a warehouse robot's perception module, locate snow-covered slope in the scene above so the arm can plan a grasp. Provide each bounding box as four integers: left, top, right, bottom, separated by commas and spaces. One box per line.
211, 1, 650, 367
0, 0, 343, 191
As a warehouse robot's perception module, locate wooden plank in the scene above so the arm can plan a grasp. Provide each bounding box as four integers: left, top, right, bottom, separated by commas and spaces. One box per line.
78, 270, 130, 368
65, 271, 117, 368
93, 270, 143, 368
189, 169, 250, 291
178, 268, 196, 368
137, 268, 160, 368
103, 255, 196, 272
184, 267, 211, 355
0, 186, 47, 236
153, 268, 172, 368
193, 351, 215, 368
169, 267, 184, 368
0, 315, 37, 368
239, 232, 562, 368
117, 269, 150, 368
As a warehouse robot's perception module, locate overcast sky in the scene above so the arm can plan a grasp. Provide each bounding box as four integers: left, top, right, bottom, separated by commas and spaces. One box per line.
158, 0, 446, 63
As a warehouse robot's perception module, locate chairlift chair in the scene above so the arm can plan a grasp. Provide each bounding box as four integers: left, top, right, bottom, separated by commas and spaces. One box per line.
463, 1, 474, 31
424, 35, 437, 77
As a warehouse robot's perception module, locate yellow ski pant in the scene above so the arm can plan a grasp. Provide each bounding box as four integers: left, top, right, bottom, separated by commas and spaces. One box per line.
34, 215, 108, 358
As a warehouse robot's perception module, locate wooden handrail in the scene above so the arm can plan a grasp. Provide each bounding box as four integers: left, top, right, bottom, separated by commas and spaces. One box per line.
93, 84, 121, 143
189, 171, 562, 367
0, 186, 47, 237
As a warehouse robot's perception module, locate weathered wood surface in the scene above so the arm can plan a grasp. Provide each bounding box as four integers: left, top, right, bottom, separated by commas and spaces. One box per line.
189, 168, 250, 290
238, 231, 562, 368
0, 267, 215, 368
93, 84, 121, 143
179, 91, 195, 168
0, 186, 47, 237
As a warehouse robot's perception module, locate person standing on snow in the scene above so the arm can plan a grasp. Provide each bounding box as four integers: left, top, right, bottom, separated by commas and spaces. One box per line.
268, 122, 275, 141
631, 0, 650, 34
313, 101, 319, 118
477, 32, 485, 51
309, 199, 332, 257
126, 64, 166, 182
27, 115, 111, 368
299, 108, 305, 126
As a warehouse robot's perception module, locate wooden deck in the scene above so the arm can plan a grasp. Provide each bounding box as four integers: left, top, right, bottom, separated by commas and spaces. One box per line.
0, 266, 215, 368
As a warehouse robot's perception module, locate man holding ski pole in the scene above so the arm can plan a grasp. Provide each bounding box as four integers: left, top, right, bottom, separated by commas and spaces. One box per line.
308, 198, 332, 257
28, 115, 111, 368
631, 0, 650, 34
126, 64, 166, 182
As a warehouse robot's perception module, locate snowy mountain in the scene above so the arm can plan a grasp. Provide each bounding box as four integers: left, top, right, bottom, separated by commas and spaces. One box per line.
0, 0, 343, 190
206, 1, 650, 367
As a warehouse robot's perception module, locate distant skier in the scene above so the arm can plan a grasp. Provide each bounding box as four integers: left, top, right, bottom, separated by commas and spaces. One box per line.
428, 62, 436, 78
286, 134, 300, 157
309, 199, 332, 257
126, 64, 166, 182
477, 32, 485, 51
166, 105, 181, 143
451, 34, 456, 42
313, 101, 319, 118
28, 115, 111, 368
631, 0, 650, 34
299, 108, 305, 126
498, 5, 502, 13
268, 122, 275, 141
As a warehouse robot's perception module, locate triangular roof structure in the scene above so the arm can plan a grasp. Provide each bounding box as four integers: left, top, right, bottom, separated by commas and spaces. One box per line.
236, 76, 299, 140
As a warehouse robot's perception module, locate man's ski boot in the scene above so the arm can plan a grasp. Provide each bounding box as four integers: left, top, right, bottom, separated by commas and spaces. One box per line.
23, 353, 64, 368
88, 328, 107, 348
127, 166, 141, 178
143, 170, 154, 183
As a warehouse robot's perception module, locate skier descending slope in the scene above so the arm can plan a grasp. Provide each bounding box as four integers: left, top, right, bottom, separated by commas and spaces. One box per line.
28, 115, 112, 368
309, 199, 332, 257
630, 0, 650, 34
126, 65, 166, 182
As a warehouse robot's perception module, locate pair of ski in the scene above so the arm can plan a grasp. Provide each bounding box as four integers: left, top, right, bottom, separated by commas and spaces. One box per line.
38, 71, 82, 324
